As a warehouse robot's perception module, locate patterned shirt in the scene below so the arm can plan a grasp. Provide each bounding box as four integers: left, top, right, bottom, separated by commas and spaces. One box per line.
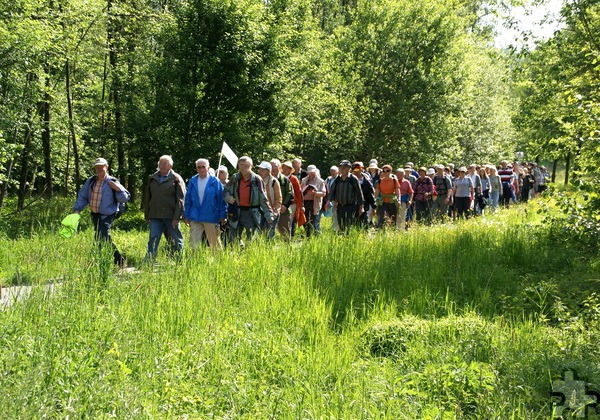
413, 177, 433, 202
90, 177, 105, 213
331, 174, 364, 206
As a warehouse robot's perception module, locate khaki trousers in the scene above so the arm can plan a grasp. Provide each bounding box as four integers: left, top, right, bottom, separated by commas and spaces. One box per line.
190, 221, 222, 250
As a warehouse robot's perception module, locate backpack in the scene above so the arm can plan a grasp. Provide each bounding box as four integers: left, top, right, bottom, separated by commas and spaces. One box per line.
433, 175, 450, 196
87, 175, 129, 218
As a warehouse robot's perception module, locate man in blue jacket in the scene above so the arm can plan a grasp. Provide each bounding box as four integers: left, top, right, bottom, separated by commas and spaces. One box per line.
184, 158, 227, 250
73, 157, 131, 266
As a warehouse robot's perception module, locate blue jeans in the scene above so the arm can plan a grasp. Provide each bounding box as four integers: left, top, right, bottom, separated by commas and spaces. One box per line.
490, 190, 500, 210
91, 212, 123, 265
261, 213, 279, 239
147, 218, 184, 258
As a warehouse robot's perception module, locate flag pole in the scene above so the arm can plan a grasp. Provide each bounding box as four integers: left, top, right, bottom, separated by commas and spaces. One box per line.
216, 152, 224, 177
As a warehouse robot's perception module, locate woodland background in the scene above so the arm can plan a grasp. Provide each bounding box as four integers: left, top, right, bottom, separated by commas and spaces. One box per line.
1, 0, 598, 207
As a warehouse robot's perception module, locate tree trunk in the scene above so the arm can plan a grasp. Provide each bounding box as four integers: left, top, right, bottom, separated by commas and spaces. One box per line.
0, 158, 14, 209
107, 0, 127, 185
127, 153, 137, 203
65, 59, 81, 192
40, 64, 53, 198
551, 158, 558, 183
564, 152, 571, 185
17, 127, 32, 211
100, 52, 109, 156
17, 72, 35, 211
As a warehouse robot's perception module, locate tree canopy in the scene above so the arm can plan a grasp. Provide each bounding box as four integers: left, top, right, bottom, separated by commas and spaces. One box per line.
1, 0, 597, 207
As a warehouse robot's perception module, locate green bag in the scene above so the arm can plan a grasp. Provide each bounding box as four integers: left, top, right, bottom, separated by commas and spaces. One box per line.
59, 213, 81, 238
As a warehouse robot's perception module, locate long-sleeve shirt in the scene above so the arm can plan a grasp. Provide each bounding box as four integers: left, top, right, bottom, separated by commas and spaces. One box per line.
330, 174, 364, 206
73, 175, 130, 216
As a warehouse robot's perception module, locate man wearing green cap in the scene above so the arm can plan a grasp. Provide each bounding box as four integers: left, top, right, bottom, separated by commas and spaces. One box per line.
73, 158, 130, 266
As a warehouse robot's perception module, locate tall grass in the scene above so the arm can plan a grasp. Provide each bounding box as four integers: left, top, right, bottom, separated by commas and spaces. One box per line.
1, 201, 599, 417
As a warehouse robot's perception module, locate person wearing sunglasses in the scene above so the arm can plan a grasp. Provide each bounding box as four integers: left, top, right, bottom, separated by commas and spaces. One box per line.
374, 164, 400, 228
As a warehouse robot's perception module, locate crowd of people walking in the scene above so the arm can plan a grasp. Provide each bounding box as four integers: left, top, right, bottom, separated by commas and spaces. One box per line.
73, 155, 550, 263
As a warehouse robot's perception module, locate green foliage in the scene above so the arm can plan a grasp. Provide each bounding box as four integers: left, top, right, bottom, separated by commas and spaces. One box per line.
543, 179, 600, 254
147, 0, 281, 170
1, 0, 524, 201
513, 0, 600, 170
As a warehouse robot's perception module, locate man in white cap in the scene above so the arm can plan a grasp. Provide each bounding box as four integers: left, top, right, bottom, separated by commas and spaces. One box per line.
73, 157, 130, 266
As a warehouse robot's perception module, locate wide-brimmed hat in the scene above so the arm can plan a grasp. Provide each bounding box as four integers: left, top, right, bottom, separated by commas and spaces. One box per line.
367, 160, 379, 169
307, 164, 318, 173
282, 161, 294, 169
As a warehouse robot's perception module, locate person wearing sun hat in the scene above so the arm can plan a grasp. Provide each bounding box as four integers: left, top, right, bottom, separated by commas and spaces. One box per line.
73, 157, 130, 266
270, 159, 294, 238
367, 159, 380, 188
394, 168, 414, 230
329, 160, 364, 233
323, 165, 339, 230
300, 164, 326, 237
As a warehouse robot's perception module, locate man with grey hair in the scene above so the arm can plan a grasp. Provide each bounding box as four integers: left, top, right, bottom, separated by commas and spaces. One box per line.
292, 158, 308, 181
184, 158, 227, 250
224, 156, 273, 242
144, 155, 186, 260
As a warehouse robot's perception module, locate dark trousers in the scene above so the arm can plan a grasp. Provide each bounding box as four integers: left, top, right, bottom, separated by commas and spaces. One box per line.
304, 200, 317, 237
236, 209, 260, 241
337, 203, 358, 233
91, 213, 123, 265
454, 196, 471, 219
377, 202, 397, 228
415, 200, 430, 222
501, 182, 512, 207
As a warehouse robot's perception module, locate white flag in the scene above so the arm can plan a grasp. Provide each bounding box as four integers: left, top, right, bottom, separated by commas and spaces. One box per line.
220, 141, 238, 168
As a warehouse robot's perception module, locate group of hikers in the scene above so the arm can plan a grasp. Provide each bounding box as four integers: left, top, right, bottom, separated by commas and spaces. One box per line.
72, 155, 550, 265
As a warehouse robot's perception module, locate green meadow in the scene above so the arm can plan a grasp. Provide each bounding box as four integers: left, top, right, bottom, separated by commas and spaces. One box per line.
1, 199, 599, 418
